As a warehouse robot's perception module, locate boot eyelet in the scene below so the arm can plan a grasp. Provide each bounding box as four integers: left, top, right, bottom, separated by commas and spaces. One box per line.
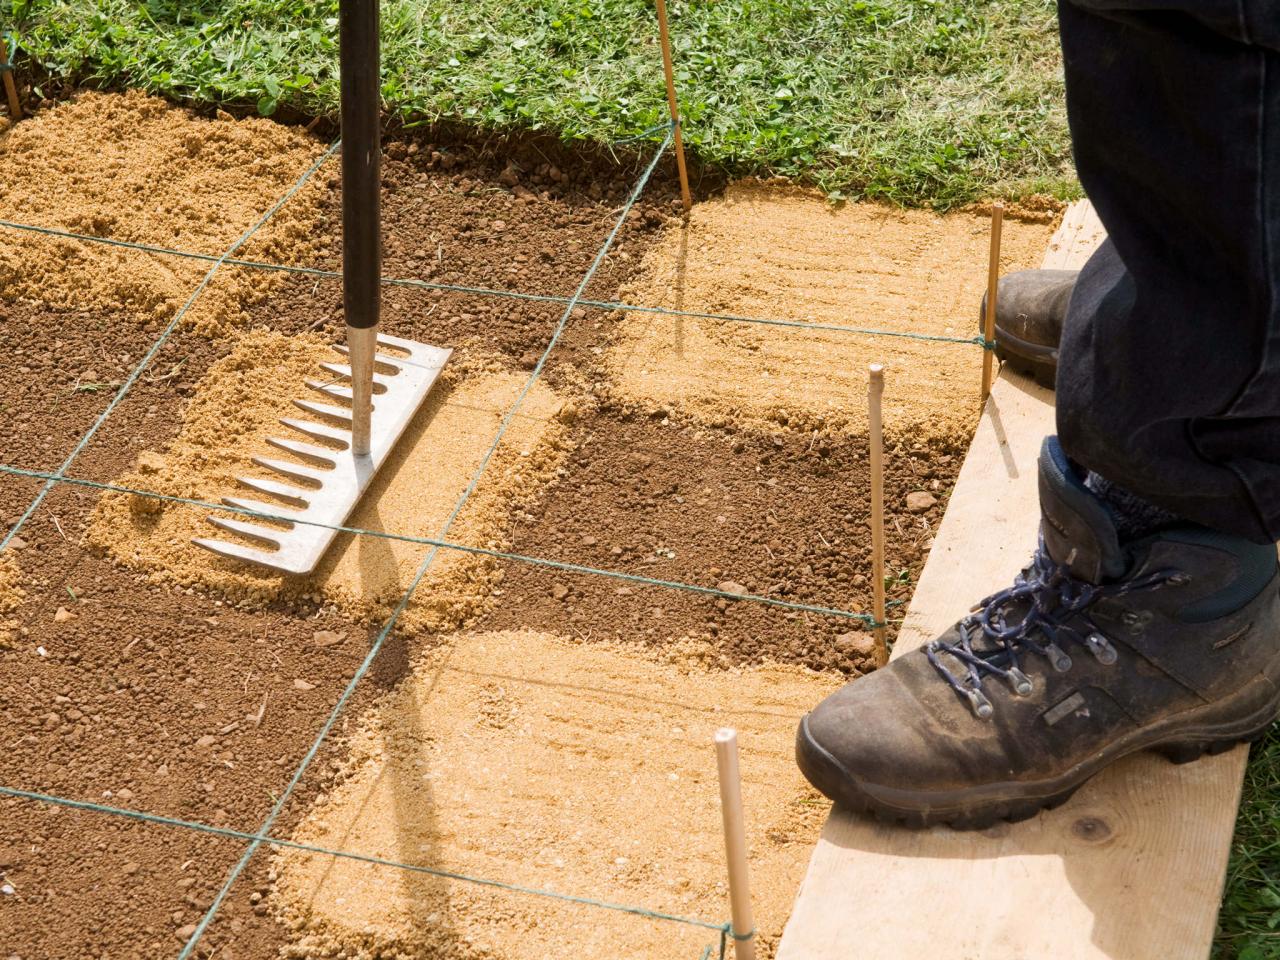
964, 686, 994, 720
1007, 668, 1033, 696
1046, 642, 1073, 672
1085, 632, 1118, 665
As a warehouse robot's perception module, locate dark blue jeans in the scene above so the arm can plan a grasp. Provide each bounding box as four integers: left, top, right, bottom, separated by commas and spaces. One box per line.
1056, 1, 1280, 543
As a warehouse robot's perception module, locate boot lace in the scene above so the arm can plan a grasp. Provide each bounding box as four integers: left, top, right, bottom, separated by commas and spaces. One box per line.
925, 536, 1183, 719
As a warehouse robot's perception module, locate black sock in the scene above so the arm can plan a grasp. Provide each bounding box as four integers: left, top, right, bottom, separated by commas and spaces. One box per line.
1085, 472, 1180, 540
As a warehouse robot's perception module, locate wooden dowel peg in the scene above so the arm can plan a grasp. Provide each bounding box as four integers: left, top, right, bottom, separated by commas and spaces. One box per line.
654, 0, 692, 212
868, 364, 887, 666
715, 728, 757, 960
980, 202, 1004, 400
0, 40, 22, 122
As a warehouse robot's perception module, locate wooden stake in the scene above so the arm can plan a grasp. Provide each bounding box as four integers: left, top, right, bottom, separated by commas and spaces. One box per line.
868, 364, 887, 666
980, 202, 1004, 399
654, 0, 692, 212
715, 728, 757, 960
0, 40, 22, 122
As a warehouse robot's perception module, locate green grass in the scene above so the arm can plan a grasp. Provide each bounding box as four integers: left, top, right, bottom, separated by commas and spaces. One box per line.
1217, 729, 1280, 959
7, 0, 1073, 206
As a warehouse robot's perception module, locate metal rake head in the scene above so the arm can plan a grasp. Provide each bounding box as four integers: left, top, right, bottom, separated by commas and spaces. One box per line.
192, 332, 451, 575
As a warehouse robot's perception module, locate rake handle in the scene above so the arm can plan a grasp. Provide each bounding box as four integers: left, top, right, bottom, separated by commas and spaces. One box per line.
339, 0, 380, 455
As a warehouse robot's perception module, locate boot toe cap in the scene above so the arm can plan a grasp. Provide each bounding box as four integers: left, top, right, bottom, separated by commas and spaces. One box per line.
797, 652, 1010, 811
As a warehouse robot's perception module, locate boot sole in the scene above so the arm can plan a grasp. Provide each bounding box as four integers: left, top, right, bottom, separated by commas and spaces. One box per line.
795, 677, 1280, 831
993, 329, 1057, 390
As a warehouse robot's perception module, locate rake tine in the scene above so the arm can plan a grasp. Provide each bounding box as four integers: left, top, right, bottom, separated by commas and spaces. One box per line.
318, 362, 394, 390
252, 456, 331, 486
292, 398, 354, 423
236, 475, 313, 505
279, 417, 350, 446
306, 379, 356, 402
193, 537, 287, 568
319, 361, 354, 379
206, 516, 285, 546
333, 343, 406, 372
221, 495, 305, 520
264, 436, 338, 465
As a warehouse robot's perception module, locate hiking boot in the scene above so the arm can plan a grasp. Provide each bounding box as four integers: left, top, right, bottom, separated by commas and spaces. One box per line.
979, 269, 1077, 388
796, 437, 1280, 829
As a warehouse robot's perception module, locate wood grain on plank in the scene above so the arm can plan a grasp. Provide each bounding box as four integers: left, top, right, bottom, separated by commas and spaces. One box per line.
777, 201, 1246, 960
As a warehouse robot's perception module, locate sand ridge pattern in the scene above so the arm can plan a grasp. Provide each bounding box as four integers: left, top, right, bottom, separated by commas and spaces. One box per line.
606, 181, 1057, 439
271, 629, 841, 960
87, 329, 573, 632
0, 90, 329, 338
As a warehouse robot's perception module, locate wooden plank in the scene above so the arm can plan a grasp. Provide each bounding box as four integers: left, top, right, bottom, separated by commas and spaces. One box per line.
777, 200, 1246, 960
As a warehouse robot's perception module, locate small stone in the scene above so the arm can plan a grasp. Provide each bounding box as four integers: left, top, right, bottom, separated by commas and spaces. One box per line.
194, 735, 216, 749
7, 537, 25, 550
834, 631, 877, 660
581, 535, 597, 547
906, 491, 938, 513
175, 924, 197, 942
311, 630, 346, 648
53, 606, 74, 623
122, 861, 140, 876
293, 679, 316, 691
717, 581, 749, 597
551, 584, 570, 601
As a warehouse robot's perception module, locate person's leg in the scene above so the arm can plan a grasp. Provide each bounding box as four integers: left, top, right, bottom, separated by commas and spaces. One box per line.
794, 2, 1280, 828
1058, 1, 1280, 541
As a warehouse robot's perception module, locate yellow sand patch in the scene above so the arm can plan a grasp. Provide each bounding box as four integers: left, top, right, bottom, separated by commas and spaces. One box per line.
271, 629, 841, 959
0, 90, 329, 338
87, 330, 571, 631
606, 182, 1057, 439
0, 553, 25, 648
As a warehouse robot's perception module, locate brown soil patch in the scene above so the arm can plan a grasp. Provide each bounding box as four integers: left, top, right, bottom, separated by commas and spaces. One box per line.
248, 133, 674, 368
478, 410, 957, 671
0, 90, 328, 338
272, 629, 839, 960
87, 329, 572, 631
605, 181, 1057, 437
0, 294, 225, 476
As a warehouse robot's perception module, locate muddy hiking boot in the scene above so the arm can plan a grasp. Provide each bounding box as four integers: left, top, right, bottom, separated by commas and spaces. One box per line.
979, 269, 1077, 388
796, 437, 1280, 829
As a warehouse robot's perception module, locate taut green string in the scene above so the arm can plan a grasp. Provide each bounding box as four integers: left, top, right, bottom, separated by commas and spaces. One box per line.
0, 784, 731, 936
0, 463, 880, 626
0, 220, 991, 348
